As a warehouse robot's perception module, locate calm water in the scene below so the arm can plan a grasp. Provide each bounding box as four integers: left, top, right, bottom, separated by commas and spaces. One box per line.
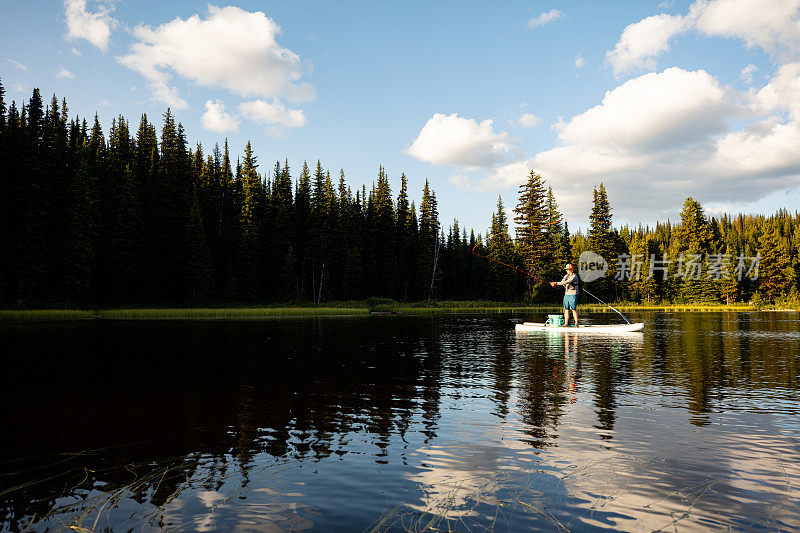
1, 312, 799, 532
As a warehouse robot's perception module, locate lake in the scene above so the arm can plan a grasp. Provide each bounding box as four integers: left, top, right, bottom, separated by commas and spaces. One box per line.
1, 312, 799, 532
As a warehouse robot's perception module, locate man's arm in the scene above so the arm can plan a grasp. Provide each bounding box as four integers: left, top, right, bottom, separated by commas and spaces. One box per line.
555, 273, 575, 286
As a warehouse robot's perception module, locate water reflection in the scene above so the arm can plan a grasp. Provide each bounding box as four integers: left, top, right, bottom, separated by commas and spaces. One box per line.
0, 312, 798, 531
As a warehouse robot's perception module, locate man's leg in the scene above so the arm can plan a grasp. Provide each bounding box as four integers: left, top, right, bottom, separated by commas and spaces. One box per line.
563, 308, 569, 326
572, 309, 578, 326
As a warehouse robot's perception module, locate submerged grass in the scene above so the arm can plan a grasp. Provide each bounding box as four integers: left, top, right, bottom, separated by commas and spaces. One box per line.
0, 300, 775, 321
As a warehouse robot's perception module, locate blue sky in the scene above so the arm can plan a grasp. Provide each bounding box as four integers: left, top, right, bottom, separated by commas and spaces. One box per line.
2, 0, 800, 234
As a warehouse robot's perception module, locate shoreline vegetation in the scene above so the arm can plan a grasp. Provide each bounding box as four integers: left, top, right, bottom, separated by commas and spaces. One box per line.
1, 300, 795, 320
1, 83, 799, 312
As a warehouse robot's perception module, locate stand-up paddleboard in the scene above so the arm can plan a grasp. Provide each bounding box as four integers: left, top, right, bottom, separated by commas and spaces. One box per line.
515, 322, 644, 333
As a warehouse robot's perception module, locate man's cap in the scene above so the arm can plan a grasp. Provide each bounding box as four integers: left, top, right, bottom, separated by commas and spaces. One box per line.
565, 263, 574, 269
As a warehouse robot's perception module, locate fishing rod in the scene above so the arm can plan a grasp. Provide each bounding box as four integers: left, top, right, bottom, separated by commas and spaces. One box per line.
470, 244, 632, 324
580, 286, 631, 324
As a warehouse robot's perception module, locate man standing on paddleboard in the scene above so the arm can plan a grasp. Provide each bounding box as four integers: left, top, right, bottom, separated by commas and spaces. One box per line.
550, 263, 580, 326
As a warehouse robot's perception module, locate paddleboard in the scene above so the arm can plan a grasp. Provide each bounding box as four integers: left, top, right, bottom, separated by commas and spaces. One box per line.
515, 322, 644, 333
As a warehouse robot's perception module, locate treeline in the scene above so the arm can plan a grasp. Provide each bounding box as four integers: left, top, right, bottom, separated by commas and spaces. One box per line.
1, 82, 798, 307
493, 172, 800, 305
0, 84, 500, 306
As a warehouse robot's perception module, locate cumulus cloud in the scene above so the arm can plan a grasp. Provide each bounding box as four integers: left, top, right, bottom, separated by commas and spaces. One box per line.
433, 67, 800, 222
55, 68, 76, 79
527, 9, 564, 29
237, 99, 306, 136
749, 62, 800, 119
406, 113, 520, 169
117, 5, 314, 110
556, 68, 740, 151
740, 64, 758, 83
574, 53, 585, 69
691, 0, 800, 59
607, 0, 800, 75
202, 100, 240, 133
606, 13, 688, 75
512, 113, 541, 128
64, 0, 117, 52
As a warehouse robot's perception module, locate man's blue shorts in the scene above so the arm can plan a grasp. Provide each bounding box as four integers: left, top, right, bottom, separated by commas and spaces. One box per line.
563, 294, 577, 310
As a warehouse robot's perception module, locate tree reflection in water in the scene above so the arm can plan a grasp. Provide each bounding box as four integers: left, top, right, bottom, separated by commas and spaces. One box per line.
1, 312, 798, 531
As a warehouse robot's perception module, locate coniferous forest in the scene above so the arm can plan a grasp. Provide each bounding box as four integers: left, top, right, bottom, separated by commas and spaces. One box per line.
1, 82, 799, 308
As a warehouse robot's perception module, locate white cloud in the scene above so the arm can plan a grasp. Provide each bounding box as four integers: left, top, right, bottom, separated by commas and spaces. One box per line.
117, 5, 314, 110
607, 0, 800, 75
447, 67, 800, 223
237, 99, 306, 136
556, 68, 739, 151
606, 13, 688, 75
513, 113, 541, 128
99, 98, 110, 106
574, 53, 585, 68
202, 99, 240, 133
750, 62, 800, 120
64, 0, 117, 52
55, 68, 75, 79
71, 47, 82, 56
405, 113, 520, 169
740, 64, 758, 83
6, 58, 28, 71
527, 9, 564, 29
691, 0, 800, 60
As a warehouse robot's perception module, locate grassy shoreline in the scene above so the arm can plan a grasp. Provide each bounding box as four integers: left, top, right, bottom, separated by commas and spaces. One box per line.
0, 300, 794, 320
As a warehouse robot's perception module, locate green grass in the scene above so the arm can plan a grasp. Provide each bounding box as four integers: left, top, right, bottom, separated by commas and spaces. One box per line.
0, 300, 778, 321
0, 307, 370, 320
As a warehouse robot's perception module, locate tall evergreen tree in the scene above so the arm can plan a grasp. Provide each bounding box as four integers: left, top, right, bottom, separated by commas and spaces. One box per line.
371, 166, 395, 297
236, 141, 262, 300
0, 78, 7, 300
418, 179, 440, 299
758, 221, 795, 302
487, 196, 517, 301
514, 171, 549, 300
395, 173, 415, 301
675, 197, 715, 303
587, 183, 616, 299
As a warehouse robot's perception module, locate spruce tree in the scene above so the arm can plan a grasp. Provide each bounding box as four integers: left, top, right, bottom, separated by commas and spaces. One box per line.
514, 171, 549, 300
372, 166, 395, 297
0, 79, 7, 301
295, 161, 312, 299
675, 197, 715, 303
758, 221, 795, 302
487, 196, 516, 301
587, 183, 616, 299
235, 141, 262, 300
418, 179, 440, 299
395, 173, 414, 301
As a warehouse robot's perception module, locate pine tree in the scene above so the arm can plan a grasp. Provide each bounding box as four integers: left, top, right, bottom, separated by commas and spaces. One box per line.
235, 141, 262, 300
514, 171, 549, 301
372, 165, 395, 297
758, 221, 795, 302
395, 173, 414, 301
0, 78, 7, 301
587, 183, 616, 299
295, 161, 312, 299
310, 161, 333, 302
675, 197, 715, 303
487, 196, 516, 301
545, 185, 568, 280
418, 179, 440, 299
